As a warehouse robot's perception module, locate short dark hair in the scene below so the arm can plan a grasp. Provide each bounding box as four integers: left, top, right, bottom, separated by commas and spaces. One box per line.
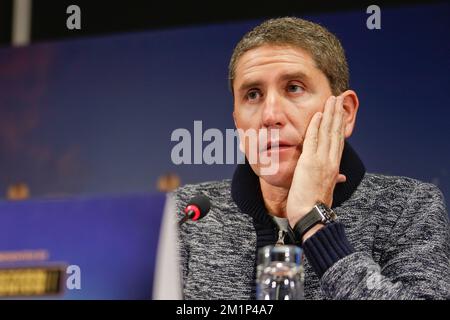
229, 17, 349, 95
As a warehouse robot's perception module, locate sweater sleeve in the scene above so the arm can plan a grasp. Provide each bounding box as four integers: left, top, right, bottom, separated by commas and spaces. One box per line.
302, 222, 355, 277
308, 182, 450, 299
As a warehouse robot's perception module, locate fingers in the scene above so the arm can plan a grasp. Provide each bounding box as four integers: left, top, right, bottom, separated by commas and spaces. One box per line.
304, 95, 346, 163
329, 96, 345, 160
317, 96, 336, 156
302, 112, 322, 155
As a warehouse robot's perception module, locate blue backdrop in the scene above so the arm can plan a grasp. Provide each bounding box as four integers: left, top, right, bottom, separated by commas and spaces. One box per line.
0, 3, 448, 205
0, 193, 166, 299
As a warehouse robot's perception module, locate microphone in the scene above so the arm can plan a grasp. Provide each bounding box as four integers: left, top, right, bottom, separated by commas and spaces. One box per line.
178, 194, 211, 226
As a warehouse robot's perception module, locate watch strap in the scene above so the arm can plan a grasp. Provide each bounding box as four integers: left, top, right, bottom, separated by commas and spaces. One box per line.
292, 207, 323, 243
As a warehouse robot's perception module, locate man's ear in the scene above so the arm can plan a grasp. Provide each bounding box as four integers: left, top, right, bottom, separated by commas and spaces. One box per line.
341, 90, 359, 138
233, 111, 245, 153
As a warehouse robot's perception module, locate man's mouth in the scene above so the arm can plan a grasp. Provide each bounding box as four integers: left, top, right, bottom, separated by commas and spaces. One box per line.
261, 140, 296, 152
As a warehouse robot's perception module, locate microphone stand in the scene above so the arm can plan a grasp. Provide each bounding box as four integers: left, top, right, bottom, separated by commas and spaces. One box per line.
178, 210, 195, 227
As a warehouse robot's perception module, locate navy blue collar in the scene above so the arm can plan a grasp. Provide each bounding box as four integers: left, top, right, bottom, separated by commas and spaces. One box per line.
231, 141, 366, 249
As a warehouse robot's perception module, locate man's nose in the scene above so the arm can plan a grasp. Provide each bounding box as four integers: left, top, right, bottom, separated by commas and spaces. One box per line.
262, 90, 286, 128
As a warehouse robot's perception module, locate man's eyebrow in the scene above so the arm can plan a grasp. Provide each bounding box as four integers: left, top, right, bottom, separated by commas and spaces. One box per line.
237, 71, 310, 92
237, 80, 263, 93
279, 71, 309, 82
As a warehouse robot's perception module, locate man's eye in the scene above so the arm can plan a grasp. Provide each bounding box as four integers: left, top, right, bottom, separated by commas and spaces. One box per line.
287, 84, 304, 93
246, 90, 261, 101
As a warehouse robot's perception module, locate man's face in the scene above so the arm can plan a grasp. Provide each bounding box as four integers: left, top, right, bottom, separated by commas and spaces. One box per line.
233, 44, 334, 188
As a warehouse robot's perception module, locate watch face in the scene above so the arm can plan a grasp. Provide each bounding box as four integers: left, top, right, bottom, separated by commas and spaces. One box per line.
316, 203, 336, 222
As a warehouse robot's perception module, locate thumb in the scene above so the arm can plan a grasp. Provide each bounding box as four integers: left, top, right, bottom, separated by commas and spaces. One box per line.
336, 174, 347, 184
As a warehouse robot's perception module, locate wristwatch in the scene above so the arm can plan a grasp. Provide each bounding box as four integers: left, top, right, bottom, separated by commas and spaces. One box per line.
292, 202, 336, 244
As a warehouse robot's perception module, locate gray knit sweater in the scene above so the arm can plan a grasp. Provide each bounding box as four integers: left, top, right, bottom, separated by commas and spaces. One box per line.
175, 172, 450, 300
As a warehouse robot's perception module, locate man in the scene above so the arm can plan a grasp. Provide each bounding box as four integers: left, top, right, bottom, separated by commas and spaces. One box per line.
175, 17, 449, 299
